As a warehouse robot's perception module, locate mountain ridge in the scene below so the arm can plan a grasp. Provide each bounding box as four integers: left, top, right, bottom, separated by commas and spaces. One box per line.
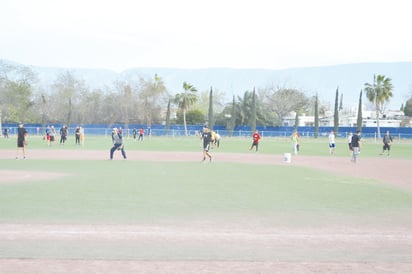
2, 59, 411, 110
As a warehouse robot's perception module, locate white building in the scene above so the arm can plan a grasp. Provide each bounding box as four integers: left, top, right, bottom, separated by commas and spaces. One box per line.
282, 109, 405, 128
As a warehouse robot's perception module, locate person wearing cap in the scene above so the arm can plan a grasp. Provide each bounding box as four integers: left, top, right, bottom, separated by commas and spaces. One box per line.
16, 123, 28, 159
110, 127, 127, 160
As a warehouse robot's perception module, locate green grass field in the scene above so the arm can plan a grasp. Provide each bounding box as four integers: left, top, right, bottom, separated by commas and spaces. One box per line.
0, 135, 411, 225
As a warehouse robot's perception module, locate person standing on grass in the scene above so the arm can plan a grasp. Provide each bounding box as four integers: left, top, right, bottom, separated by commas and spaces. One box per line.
347, 132, 353, 155
132, 128, 137, 141
16, 123, 28, 159
351, 130, 361, 163
49, 125, 56, 145
75, 126, 81, 145
138, 127, 144, 141
380, 130, 393, 156
60, 125, 68, 144
201, 126, 212, 162
291, 130, 300, 155
110, 128, 127, 160
249, 129, 261, 152
3, 128, 9, 138
328, 130, 336, 155
45, 125, 51, 145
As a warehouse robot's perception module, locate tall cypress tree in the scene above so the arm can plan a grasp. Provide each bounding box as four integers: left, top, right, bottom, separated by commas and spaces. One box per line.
208, 86, 214, 129
333, 86, 339, 134
165, 99, 171, 135
294, 110, 299, 132
314, 94, 319, 138
250, 87, 257, 132
356, 89, 363, 132
229, 95, 236, 136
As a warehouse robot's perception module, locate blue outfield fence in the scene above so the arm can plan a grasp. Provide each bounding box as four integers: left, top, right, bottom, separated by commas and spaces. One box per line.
2, 124, 412, 139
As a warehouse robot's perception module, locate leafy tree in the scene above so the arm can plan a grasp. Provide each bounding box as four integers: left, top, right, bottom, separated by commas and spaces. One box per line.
294, 110, 299, 131
250, 88, 257, 132
0, 63, 36, 124
334, 87, 339, 134
364, 74, 393, 138
208, 87, 214, 129
229, 95, 236, 136
356, 89, 363, 132
139, 74, 167, 128
314, 94, 319, 138
176, 109, 204, 125
173, 82, 198, 136
52, 71, 87, 126
403, 98, 412, 117
264, 88, 309, 126
165, 99, 171, 134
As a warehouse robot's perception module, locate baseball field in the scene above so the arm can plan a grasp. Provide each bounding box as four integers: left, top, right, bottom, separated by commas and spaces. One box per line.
0, 135, 411, 273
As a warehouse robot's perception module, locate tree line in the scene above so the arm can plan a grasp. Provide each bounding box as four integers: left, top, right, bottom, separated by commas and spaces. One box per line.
1, 61, 407, 137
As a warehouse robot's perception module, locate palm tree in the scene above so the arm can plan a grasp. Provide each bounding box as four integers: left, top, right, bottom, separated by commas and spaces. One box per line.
174, 82, 198, 136
364, 74, 393, 138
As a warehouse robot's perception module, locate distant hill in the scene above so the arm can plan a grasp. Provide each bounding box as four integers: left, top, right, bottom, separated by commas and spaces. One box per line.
2, 59, 411, 110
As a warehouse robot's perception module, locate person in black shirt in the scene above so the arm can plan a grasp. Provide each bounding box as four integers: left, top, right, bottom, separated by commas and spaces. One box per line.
380, 130, 393, 156
200, 126, 212, 162
16, 123, 28, 159
351, 130, 361, 163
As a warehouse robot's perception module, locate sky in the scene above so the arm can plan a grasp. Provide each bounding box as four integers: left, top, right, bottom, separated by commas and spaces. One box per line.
1, 0, 412, 72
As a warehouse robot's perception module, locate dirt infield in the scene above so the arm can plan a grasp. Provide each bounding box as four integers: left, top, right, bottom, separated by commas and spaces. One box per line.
1, 150, 411, 273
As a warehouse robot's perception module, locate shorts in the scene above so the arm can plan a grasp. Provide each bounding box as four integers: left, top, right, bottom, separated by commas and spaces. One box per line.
203, 143, 210, 152
329, 143, 335, 148
383, 143, 390, 151
17, 139, 25, 148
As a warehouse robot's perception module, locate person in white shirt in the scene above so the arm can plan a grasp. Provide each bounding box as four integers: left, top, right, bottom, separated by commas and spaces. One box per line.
328, 130, 336, 155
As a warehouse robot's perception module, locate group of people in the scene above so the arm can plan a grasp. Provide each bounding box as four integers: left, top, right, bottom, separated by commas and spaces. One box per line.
43, 125, 83, 146
132, 128, 145, 141
11, 123, 394, 162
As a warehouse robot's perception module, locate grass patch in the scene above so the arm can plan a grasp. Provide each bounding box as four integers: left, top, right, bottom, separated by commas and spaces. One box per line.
0, 159, 411, 225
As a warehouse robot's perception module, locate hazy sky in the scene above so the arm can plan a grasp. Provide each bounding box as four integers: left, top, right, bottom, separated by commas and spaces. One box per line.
2, 0, 412, 72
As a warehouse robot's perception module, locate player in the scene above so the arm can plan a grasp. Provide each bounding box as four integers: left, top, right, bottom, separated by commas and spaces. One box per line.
110, 128, 127, 160
200, 126, 212, 162
250, 129, 261, 152
328, 130, 336, 155
16, 123, 28, 159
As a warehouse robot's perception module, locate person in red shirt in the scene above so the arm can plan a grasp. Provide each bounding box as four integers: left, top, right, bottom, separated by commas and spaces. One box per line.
249, 129, 261, 152
138, 128, 144, 141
